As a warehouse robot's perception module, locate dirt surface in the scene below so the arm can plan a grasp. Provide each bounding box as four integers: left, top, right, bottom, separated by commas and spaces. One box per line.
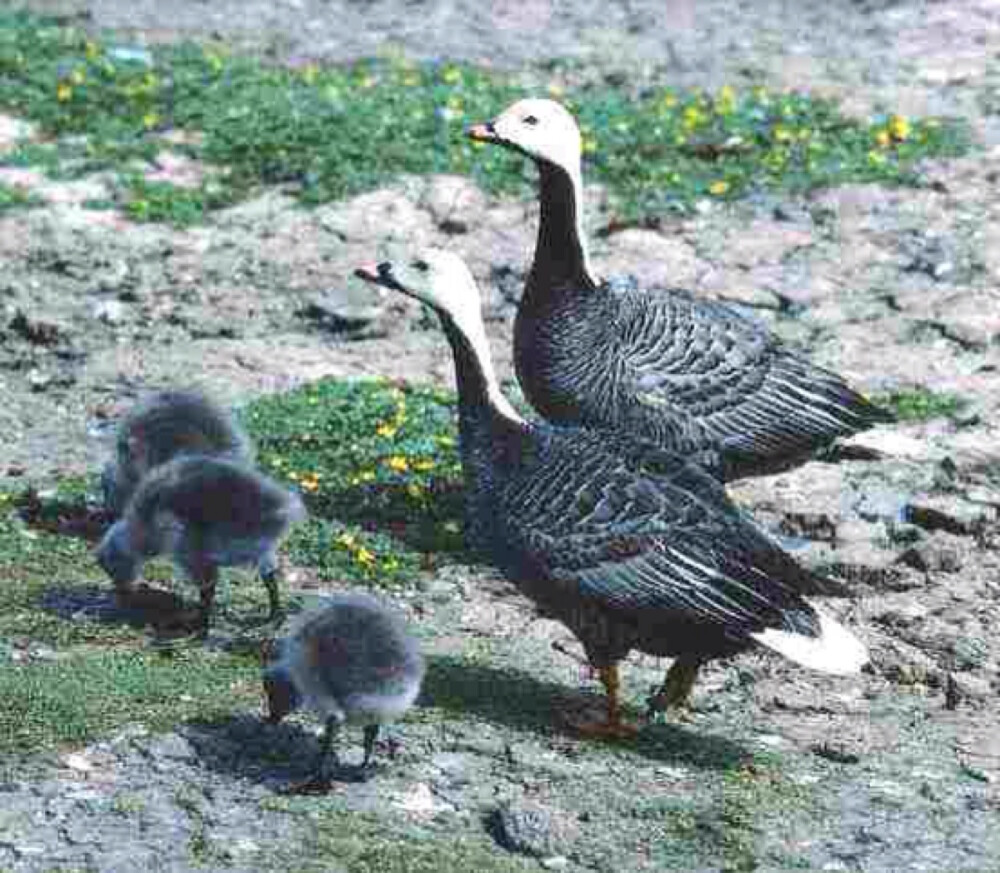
2, 1, 1000, 871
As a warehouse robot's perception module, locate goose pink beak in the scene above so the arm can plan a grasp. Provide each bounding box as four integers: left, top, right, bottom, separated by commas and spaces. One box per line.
466, 121, 498, 142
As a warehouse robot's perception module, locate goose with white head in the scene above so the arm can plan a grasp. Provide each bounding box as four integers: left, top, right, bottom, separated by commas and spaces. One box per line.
467, 99, 893, 481
356, 249, 868, 738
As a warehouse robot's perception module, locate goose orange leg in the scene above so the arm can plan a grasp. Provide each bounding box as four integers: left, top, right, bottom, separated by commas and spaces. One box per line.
571, 664, 639, 740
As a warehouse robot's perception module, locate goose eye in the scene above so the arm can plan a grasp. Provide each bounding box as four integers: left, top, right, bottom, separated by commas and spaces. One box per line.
413, 259, 430, 273
522, 114, 539, 126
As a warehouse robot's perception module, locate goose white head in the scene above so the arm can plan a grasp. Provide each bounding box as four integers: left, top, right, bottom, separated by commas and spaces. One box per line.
467, 98, 582, 173
355, 250, 524, 424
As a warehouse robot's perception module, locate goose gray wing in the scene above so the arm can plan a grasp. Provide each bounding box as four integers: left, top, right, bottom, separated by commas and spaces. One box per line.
500, 430, 826, 636
611, 286, 893, 469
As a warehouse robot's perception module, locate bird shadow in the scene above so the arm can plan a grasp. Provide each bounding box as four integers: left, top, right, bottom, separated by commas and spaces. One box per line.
37, 582, 300, 648
38, 583, 203, 638
422, 654, 752, 771
182, 713, 326, 786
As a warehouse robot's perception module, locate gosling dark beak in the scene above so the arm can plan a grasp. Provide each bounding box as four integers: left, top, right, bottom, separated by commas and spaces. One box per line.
466, 120, 499, 143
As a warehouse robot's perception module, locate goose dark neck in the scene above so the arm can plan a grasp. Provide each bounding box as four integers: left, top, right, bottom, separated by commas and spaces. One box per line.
531, 159, 595, 289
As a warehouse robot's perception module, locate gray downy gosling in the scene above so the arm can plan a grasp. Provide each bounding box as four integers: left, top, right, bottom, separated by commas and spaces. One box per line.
102, 389, 254, 518
96, 454, 306, 633
263, 591, 425, 789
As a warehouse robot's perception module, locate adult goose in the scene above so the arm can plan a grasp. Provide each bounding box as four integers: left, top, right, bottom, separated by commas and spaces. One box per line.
467, 99, 893, 481
356, 249, 867, 737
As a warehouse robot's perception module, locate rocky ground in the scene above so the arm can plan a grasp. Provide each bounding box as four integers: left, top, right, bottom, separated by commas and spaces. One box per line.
1, 0, 1000, 871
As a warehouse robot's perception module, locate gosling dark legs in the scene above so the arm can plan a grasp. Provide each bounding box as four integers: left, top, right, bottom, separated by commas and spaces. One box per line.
258, 551, 283, 622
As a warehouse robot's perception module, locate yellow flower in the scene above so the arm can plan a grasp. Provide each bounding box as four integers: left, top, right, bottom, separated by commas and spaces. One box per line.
442, 66, 462, 84
407, 482, 423, 499
889, 114, 910, 141
359, 469, 376, 482
773, 125, 793, 142
142, 111, 159, 130
56, 82, 73, 102
412, 458, 435, 472
709, 180, 730, 196
70, 68, 86, 86
716, 85, 736, 114
386, 455, 409, 473
301, 477, 320, 493
356, 547, 376, 567
336, 532, 356, 548
660, 92, 678, 110
582, 138, 598, 155
682, 106, 703, 129
875, 129, 891, 148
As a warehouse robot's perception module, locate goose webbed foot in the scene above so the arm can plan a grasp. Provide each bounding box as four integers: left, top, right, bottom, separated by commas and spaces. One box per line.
565, 665, 639, 740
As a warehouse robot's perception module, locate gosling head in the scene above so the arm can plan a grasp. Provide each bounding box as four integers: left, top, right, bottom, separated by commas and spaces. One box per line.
354, 248, 481, 326
466, 98, 582, 171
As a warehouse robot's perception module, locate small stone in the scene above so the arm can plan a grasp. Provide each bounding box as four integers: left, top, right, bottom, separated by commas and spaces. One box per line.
541, 856, 570, 870
906, 497, 993, 536
298, 286, 388, 339
812, 741, 861, 765
93, 299, 125, 324
62, 753, 94, 772
491, 801, 574, 858
945, 673, 992, 709
141, 732, 197, 762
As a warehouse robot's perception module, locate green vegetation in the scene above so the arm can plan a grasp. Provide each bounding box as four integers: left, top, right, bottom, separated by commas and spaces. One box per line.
0, 179, 40, 211
876, 387, 970, 422
0, 646, 259, 755
0, 10, 968, 225
257, 803, 534, 873
242, 376, 464, 586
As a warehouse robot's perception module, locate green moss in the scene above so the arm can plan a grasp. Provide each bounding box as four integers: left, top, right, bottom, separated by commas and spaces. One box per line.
876, 388, 969, 422
268, 805, 534, 873
0, 179, 42, 212
0, 11, 968, 226
0, 647, 259, 756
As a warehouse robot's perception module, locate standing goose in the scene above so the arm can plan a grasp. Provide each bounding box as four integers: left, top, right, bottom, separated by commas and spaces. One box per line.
466, 99, 893, 481
355, 249, 867, 737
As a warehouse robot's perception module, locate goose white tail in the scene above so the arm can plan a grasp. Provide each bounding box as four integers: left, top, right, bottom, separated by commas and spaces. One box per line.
751, 605, 868, 675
